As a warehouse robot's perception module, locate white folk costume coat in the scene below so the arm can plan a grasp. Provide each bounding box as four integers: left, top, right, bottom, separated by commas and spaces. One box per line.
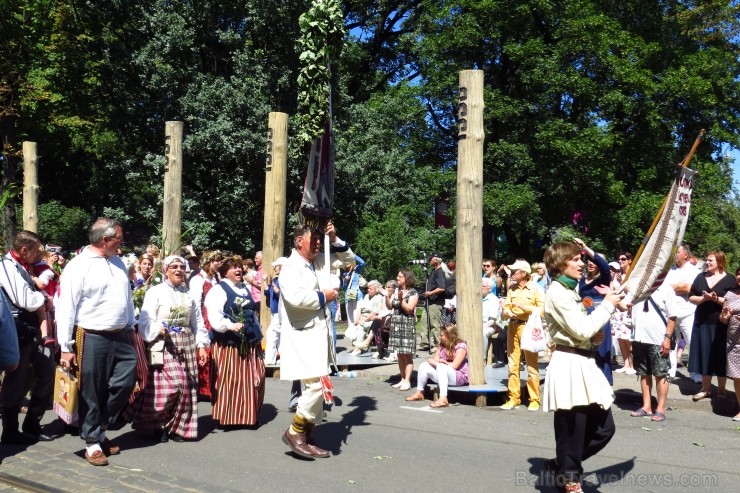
278, 240, 354, 381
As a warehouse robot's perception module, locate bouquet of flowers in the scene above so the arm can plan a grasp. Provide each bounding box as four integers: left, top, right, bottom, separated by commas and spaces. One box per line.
228, 297, 262, 358
163, 304, 187, 335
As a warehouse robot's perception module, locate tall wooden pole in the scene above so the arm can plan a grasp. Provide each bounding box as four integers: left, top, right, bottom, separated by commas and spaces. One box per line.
163, 121, 184, 257
260, 112, 289, 326
22, 141, 39, 233
456, 70, 485, 398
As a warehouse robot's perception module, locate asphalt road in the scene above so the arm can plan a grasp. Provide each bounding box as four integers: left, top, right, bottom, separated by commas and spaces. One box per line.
1, 354, 738, 493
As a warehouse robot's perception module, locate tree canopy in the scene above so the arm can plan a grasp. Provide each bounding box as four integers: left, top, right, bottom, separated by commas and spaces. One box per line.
2, 0, 740, 272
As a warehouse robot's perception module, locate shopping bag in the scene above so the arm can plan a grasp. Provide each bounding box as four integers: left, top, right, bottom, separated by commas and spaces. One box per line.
520, 312, 549, 353
52, 366, 79, 425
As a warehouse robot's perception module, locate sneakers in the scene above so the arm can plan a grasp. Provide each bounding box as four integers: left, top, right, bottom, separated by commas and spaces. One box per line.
500, 400, 520, 410
398, 382, 411, 391
350, 348, 362, 356
527, 402, 540, 412
383, 353, 398, 362
371, 352, 381, 359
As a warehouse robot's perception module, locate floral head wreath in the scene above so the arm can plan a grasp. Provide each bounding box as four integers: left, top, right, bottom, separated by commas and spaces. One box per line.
201, 249, 223, 264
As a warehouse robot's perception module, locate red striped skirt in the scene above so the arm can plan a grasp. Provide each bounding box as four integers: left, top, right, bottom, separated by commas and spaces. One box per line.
211, 343, 265, 426
124, 330, 199, 439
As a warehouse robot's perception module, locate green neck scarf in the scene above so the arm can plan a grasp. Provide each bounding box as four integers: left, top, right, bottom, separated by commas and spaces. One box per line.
556, 274, 578, 290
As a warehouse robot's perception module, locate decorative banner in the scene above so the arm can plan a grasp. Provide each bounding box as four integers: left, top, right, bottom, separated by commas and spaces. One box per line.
299, 121, 334, 228
624, 166, 696, 304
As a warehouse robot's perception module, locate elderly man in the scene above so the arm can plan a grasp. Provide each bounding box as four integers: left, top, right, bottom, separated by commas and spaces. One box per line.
501, 259, 545, 411
629, 284, 677, 422
56, 218, 138, 466
0, 230, 55, 444
351, 280, 389, 355
663, 243, 700, 379
279, 221, 355, 459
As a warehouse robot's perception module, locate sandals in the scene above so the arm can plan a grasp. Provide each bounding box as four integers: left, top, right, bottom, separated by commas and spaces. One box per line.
430, 399, 449, 408
405, 391, 425, 402
651, 411, 666, 422
630, 408, 652, 418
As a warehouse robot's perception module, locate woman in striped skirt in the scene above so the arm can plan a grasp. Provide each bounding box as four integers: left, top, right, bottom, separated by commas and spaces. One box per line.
125, 256, 210, 442
204, 257, 265, 427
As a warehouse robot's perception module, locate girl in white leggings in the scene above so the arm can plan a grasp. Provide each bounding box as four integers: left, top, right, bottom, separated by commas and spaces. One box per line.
405, 325, 469, 408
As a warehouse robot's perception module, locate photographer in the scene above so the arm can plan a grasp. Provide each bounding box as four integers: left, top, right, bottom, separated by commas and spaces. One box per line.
420, 252, 446, 351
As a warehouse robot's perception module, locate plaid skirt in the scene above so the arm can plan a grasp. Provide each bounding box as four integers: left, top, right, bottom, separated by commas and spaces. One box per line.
211, 343, 265, 426
388, 313, 417, 354
124, 330, 199, 439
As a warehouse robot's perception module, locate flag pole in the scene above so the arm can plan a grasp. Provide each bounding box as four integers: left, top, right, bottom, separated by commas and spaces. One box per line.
622, 129, 705, 285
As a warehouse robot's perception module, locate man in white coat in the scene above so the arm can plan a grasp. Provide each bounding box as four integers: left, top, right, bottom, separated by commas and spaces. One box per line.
279, 221, 355, 459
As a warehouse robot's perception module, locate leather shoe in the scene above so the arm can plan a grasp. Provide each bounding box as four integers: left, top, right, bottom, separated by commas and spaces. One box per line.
305, 437, 330, 458
85, 450, 109, 466
37, 433, 56, 442
282, 430, 315, 459
160, 429, 169, 443
101, 438, 120, 455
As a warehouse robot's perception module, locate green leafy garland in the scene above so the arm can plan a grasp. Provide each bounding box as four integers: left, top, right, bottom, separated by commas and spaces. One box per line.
295, 0, 345, 145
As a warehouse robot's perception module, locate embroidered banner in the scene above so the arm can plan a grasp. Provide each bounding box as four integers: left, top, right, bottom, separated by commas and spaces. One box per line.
624, 167, 696, 304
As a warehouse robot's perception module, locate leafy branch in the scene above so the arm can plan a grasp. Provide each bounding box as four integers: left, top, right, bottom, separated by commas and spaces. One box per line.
295, 0, 345, 145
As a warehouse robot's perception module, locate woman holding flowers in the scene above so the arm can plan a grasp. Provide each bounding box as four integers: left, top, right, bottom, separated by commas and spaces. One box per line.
125, 256, 210, 442
204, 256, 265, 427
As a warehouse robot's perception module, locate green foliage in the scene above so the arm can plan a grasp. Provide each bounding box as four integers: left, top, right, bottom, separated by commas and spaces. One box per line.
296, 0, 345, 144
17, 200, 90, 249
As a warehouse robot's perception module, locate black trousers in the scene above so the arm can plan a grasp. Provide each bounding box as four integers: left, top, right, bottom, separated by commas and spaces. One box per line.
554, 404, 615, 482
1, 335, 55, 430
78, 330, 137, 444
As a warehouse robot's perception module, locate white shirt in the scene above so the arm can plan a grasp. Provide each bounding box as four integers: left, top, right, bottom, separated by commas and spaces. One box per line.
0, 254, 45, 312
139, 282, 209, 347
662, 262, 700, 318
482, 292, 499, 325
204, 279, 252, 332
631, 284, 677, 346
188, 269, 217, 307
55, 249, 136, 352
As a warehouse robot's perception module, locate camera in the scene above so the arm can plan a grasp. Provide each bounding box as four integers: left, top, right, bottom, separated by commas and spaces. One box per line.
409, 251, 428, 266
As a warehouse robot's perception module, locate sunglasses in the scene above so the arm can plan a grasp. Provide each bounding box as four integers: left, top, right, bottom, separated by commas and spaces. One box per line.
619, 257, 628, 261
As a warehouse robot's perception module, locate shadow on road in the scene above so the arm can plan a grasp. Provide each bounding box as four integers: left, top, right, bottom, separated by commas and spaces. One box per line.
314, 395, 376, 456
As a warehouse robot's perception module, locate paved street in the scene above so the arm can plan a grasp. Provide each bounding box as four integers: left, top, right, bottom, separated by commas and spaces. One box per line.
1, 346, 739, 493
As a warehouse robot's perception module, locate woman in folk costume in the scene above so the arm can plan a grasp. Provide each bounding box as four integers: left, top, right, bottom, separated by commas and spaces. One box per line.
125, 256, 210, 442
542, 241, 624, 493
204, 256, 265, 427
188, 249, 223, 399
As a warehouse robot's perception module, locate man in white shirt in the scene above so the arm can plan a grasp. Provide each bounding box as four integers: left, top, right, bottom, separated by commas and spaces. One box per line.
0, 230, 54, 444
57, 218, 138, 467
629, 284, 677, 422
663, 243, 700, 378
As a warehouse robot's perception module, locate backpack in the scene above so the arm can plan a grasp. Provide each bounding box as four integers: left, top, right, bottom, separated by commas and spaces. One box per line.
444, 273, 456, 299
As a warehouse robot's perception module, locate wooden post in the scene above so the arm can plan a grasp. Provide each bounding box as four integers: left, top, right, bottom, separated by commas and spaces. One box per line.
260, 112, 289, 326
163, 121, 184, 257
456, 70, 485, 397
22, 141, 39, 233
